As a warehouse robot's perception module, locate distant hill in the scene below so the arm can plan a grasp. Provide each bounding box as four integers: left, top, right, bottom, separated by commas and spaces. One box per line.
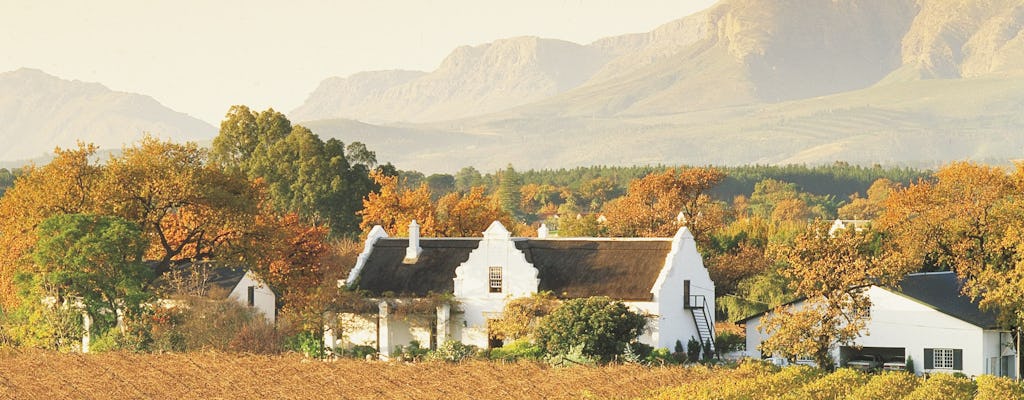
293, 0, 1024, 173
0, 68, 215, 162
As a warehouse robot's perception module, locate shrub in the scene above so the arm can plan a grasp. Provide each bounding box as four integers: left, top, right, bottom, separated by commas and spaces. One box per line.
715, 330, 745, 356
544, 343, 597, 367
905, 372, 976, 400
702, 339, 714, 361
284, 330, 324, 358
430, 340, 476, 362
489, 339, 543, 361
393, 340, 429, 361
849, 371, 920, 400
686, 336, 701, 362
975, 374, 1024, 400
534, 296, 646, 363
645, 347, 676, 366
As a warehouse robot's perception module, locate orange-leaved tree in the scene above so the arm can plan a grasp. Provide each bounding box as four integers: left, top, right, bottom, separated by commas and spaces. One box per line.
602, 167, 726, 246
877, 162, 1024, 331
0, 143, 103, 309
759, 221, 910, 370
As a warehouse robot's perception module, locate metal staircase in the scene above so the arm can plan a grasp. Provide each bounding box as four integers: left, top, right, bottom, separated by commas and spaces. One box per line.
686, 295, 716, 355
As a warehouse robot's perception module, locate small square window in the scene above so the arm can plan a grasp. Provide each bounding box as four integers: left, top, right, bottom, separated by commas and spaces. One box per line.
489, 267, 502, 293
934, 348, 955, 369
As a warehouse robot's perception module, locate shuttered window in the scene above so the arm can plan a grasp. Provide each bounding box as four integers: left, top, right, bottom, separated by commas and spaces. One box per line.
924, 348, 962, 370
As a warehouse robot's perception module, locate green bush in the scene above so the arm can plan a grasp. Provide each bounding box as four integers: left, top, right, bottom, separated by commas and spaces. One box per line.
715, 330, 745, 356
686, 336, 701, 362
284, 331, 324, 358
534, 296, 646, 363
489, 339, 543, 361
430, 340, 476, 362
645, 347, 677, 366
393, 340, 429, 361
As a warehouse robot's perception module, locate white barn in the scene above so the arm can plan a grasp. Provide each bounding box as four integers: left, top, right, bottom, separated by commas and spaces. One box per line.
326, 221, 715, 359
744, 271, 1017, 378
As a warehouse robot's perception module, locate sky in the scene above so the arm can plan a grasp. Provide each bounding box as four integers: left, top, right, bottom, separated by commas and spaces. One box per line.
1, 0, 717, 125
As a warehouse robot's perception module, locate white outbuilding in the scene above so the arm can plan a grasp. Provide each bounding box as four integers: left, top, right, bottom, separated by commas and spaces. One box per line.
744, 271, 1017, 378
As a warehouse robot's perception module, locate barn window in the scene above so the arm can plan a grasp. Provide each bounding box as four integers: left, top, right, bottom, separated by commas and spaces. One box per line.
489, 267, 502, 293
247, 286, 255, 307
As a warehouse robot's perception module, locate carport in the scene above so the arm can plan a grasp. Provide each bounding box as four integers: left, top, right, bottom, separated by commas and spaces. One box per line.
840, 346, 904, 367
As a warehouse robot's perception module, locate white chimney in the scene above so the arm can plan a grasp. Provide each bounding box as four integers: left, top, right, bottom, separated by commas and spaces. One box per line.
404, 220, 422, 263
537, 223, 549, 239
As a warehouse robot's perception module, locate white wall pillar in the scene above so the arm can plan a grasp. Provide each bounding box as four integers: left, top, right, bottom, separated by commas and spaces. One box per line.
378, 301, 391, 360
81, 311, 92, 353
436, 303, 451, 345
404, 220, 422, 263
323, 311, 337, 355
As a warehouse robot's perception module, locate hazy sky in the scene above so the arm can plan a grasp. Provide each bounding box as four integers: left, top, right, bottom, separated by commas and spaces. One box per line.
1, 0, 716, 125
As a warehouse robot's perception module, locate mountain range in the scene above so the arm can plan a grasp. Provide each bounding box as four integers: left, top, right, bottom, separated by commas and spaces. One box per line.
4, 0, 1024, 172
0, 68, 215, 165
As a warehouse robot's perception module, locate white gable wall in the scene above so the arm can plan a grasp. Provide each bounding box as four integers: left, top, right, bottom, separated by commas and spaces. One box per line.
452, 222, 539, 348
227, 271, 276, 324
651, 227, 715, 350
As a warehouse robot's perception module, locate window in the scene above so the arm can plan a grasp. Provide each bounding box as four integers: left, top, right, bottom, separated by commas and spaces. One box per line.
247, 286, 255, 307
933, 348, 955, 369
489, 267, 502, 293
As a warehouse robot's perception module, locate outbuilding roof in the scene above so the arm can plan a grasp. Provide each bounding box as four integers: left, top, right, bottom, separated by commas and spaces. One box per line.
738, 271, 1000, 329
895, 271, 999, 329
353, 237, 673, 301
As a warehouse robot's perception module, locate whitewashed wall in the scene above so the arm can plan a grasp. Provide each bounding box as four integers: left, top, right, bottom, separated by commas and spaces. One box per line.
745, 286, 1006, 377
228, 271, 276, 324
651, 227, 716, 350
452, 221, 539, 348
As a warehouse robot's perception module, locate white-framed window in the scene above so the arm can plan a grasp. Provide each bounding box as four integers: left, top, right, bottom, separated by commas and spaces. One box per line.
489, 266, 502, 293
933, 348, 955, 369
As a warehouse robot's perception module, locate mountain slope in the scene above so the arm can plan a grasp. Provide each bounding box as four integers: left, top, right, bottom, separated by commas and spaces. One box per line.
0, 69, 215, 161
291, 37, 612, 124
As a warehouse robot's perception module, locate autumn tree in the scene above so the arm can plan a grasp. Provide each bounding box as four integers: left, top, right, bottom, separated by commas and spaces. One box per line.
0, 144, 103, 309
602, 167, 726, 246
359, 170, 437, 236
360, 170, 526, 238
489, 292, 560, 341
878, 162, 1024, 339
837, 178, 899, 220
95, 137, 261, 274
759, 222, 910, 369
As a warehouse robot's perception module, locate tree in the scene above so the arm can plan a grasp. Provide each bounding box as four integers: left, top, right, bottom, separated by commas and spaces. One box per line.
0, 143, 103, 309
758, 222, 910, 369
602, 167, 726, 247
489, 292, 559, 341
358, 170, 437, 236
20, 214, 152, 348
211, 105, 375, 237
838, 178, 899, 220
496, 164, 522, 218
534, 296, 647, 362
878, 162, 1024, 350
95, 137, 261, 274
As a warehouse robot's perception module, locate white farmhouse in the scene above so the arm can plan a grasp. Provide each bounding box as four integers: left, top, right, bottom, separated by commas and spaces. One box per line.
326, 220, 715, 359
744, 271, 1017, 378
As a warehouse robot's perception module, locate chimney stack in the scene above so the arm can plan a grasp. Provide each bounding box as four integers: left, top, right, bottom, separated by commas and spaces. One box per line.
404, 220, 422, 263
537, 223, 549, 239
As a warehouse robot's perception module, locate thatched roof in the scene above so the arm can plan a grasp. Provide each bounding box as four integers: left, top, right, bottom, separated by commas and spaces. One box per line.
515, 239, 671, 301
152, 261, 250, 299
354, 237, 672, 301
354, 238, 479, 297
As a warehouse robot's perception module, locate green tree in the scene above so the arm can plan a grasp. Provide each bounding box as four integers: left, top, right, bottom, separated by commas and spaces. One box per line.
26, 214, 152, 345
535, 296, 646, 362
496, 164, 522, 217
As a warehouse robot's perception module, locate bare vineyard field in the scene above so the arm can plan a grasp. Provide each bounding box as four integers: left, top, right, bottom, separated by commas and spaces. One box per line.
0, 350, 701, 399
